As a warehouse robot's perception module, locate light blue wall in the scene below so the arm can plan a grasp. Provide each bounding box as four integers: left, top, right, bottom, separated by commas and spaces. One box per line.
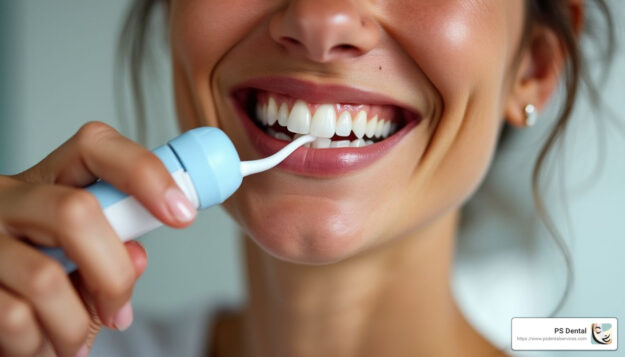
0, 1, 19, 172
0, 0, 244, 315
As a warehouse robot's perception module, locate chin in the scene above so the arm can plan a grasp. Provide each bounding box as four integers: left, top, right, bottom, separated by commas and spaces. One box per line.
226, 192, 369, 265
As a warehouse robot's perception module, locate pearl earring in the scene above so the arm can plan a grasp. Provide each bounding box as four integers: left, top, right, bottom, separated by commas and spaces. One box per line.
524, 104, 537, 127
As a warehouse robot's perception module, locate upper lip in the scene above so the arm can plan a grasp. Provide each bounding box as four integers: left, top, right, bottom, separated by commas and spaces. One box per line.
230, 75, 420, 115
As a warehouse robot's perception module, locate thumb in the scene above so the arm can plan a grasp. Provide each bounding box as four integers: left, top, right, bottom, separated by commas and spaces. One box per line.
73, 241, 148, 349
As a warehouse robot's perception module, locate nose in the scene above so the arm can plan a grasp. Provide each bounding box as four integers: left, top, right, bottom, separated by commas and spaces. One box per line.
269, 0, 381, 63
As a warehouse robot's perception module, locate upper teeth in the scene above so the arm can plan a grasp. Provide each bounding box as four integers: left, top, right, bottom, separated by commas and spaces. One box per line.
257, 97, 398, 140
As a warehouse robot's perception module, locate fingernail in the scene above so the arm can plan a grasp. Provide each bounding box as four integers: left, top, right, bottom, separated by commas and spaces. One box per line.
165, 188, 196, 223
113, 302, 134, 331
75, 344, 89, 357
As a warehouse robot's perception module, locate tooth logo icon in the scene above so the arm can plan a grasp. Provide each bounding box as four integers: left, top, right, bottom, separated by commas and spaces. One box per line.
591, 323, 613, 345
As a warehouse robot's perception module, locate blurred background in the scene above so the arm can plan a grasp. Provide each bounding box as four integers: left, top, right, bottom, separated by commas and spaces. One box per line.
0, 1, 623, 356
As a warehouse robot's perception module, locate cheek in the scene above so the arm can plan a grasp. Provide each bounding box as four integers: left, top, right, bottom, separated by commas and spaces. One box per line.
428, 93, 503, 209
170, 0, 265, 68
170, 0, 270, 126
381, 1, 522, 101
375, 2, 524, 234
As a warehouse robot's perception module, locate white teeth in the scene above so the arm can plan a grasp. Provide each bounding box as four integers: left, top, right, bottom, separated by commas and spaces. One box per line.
278, 102, 289, 126
374, 119, 385, 138
312, 138, 332, 148
350, 139, 365, 147
256, 104, 264, 124
269, 132, 374, 148
382, 120, 391, 137
330, 140, 351, 148
310, 104, 336, 138
267, 97, 278, 126
390, 122, 398, 133
274, 132, 291, 141
365, 115, 378, 138
256, 96, 400, 143
267, 128, 290, 141
335, 111, 352, 137
287, 100, 311, 134
352, 111, 367, 139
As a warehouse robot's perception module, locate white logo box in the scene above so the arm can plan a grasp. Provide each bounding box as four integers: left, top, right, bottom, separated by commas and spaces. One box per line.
512, 317, 617, 351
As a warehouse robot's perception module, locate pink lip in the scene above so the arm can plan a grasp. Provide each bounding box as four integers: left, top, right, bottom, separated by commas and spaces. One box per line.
232, 76, 420, 110
230, 77, 422, 177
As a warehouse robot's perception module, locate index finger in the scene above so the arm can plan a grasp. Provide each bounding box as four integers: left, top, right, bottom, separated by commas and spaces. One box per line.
19, 122, 196, 228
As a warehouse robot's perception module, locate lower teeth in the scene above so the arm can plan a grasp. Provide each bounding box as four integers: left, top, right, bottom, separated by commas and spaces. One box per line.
267, 129, 374, 148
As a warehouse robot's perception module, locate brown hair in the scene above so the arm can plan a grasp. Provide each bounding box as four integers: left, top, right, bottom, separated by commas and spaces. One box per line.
501, 0, 614, 315
118, 0, 615, 315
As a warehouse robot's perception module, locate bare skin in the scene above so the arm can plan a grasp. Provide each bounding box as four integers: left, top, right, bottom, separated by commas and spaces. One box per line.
167, 0, 577, 355
210, 211, 504, 357
237, 209, 504, 357
0, 0, 580, 356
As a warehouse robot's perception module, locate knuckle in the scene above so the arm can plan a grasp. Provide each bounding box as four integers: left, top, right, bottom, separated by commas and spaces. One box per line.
0, 176, 23, 205
133, 152, 164, 180
25, 260, 67, 298
56, 190, 99, 229
0, 173, 22, 189
98, 270, 135, 300
0, 298, 33, 336
75, 121, 116, 149
127, 152, 169, 192
22, 182, 51, 205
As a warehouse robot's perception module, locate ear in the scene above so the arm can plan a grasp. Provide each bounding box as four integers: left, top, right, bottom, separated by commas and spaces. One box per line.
504, 1, 584, 128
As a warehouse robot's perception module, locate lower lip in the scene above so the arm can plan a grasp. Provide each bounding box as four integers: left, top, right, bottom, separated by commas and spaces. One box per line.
231, 99, 422, 177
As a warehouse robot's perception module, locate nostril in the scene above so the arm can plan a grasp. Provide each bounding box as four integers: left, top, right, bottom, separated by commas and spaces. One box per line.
329, 44, 361, 58
336, 44, 354, 51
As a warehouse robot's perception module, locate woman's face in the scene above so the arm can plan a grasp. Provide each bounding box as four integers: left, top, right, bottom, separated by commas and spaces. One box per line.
169, 0, 526, 263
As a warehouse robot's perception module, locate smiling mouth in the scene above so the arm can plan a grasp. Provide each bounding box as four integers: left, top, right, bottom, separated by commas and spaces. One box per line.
230, 77, 422, 176
234, 88, 415, 148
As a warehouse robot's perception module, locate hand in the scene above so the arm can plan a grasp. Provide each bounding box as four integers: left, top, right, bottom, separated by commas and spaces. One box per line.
0, 122, 197, 356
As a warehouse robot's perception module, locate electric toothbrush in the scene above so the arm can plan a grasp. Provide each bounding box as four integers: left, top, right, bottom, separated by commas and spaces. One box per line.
40, 127, 315, 272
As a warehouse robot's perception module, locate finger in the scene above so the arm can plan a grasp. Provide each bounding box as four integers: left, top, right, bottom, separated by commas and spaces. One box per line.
0, 237, 90, 357
16, 121, 196, 228
70, 275, 103, 353
0, 288, 43, 357
0, 214, 147, 280
0, 179, 57, 246
125, 241, 148, 278
0, 185, 140, 331
38, 340, 59, 357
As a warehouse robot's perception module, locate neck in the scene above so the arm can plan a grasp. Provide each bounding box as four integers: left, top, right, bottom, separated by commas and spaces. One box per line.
240, 209, 496, 357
